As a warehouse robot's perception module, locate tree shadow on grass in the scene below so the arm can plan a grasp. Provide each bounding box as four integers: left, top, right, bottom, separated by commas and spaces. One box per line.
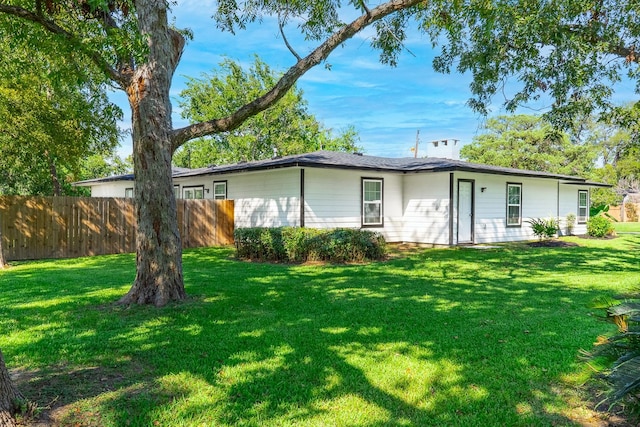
2, 240, 638, 425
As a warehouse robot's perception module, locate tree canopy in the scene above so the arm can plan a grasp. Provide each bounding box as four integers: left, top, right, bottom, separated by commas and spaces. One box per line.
0, 28, 122, 196
174, 56, 361, 168
427, 0, 640, 130
460, 115, 597, 176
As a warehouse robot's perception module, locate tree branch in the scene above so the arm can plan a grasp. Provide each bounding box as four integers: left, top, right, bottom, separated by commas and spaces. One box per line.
278, 15, 301, 62
564, 22, 639, 64
0, 4, 127, 86
171, 0, 424, 151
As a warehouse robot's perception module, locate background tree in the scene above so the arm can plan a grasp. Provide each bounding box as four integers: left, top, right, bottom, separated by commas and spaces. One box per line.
79, 153, 133, 179
576, 107, 640, 206
0, 33, 122, 196
460, 115, 597, 176
174, 57, 361, 168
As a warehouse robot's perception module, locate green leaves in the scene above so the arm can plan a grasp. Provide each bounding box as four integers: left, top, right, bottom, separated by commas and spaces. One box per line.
586, 215, 614, 238
0, 30, 123, 195
460, 114, 597, 176
526, 218, 559, 241
174, 56, 361, 167
590, 297, 640, 407
427, 0, 640, 124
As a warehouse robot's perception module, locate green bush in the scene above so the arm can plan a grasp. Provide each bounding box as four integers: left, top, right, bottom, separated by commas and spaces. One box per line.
587, 215, 614, 238
234, 227, 386, 263
526, 217, 558, 240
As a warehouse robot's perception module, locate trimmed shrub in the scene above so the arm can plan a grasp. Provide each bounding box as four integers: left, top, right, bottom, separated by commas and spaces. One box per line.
587, 215, 614, 238
234, 227, 386, 263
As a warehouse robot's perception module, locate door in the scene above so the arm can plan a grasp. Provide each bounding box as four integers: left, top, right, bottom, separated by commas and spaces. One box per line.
457, 180, 474, 243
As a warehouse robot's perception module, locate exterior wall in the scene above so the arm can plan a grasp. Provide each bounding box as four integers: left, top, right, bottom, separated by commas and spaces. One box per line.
303, 168, 404, 242
558, 185, 589, 235
85, 165, 597, 245
90, 181, 134, 198
401, 172, 451, 245
175, 167, 405, 241
452, 172, 582, 243
174, 168, 302, 228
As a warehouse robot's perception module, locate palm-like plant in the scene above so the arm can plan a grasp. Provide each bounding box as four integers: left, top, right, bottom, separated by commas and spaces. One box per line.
589, 296, 640, 406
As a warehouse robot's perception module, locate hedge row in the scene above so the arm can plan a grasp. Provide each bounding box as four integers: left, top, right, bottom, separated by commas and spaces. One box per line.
234, 227, 387, 263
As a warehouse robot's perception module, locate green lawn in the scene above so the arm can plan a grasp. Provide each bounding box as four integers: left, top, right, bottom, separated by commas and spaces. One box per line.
1, 234, 639, 426
614, 221, 640, 233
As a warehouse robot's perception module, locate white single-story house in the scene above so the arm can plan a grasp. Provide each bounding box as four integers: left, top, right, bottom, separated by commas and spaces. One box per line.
74, 151, 608, 245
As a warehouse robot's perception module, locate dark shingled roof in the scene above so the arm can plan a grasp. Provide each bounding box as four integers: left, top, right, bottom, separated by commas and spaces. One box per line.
75, 151, 609, 186
73, 167, 192, 185
173, 150, 603, 184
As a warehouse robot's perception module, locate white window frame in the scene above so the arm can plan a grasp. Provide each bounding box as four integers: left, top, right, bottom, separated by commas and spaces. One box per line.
506, 183, 522, 227
362, 178, 383, 227
578, 190, 589, 224
183, 185, 204, 199
125, 187, 134, 198
213, 181, 227, 200
173, 185, 180, 199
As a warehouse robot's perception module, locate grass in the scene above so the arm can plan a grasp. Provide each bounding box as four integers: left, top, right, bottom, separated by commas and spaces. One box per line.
614, 221, 640, 233
1, 234, 640, 426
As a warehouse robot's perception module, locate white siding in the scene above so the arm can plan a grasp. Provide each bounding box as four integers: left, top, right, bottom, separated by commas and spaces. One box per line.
558, 185, 589, 236
175, 168, 302, 229
85, 164, 596, 245
402, 173, 451, 245
304, 168, 404, 242
230, 168, 301, 228
453, 172, 564, 243
90, 181, 134, 198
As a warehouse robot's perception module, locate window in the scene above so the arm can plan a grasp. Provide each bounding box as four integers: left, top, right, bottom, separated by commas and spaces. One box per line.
362, 178, 383, 226
125, 187, 134, 198
506, 183, 522, 227
213, 181, 227, 200
183, 186, 204, 199
578, 190, 588, 223
174, 185, 180, 199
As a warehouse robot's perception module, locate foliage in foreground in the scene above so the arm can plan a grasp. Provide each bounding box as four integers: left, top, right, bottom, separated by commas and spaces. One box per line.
234, 227, 386, 262
589, 293, 640, 409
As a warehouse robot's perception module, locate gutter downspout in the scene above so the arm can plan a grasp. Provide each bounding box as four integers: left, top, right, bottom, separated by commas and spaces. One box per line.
557, 181, 560, 235
449, 172, 454, 246
300, 168, 305, 227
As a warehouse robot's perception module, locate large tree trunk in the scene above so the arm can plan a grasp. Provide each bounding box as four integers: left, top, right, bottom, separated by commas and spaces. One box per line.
0, 349, 22, 427
118, 0, 186, 307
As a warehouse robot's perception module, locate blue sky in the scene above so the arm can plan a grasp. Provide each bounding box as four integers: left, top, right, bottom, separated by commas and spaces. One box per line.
112, 2, 637, 159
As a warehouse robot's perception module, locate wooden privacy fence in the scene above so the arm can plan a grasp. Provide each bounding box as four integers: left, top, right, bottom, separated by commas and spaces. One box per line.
0, 196, 234, 261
